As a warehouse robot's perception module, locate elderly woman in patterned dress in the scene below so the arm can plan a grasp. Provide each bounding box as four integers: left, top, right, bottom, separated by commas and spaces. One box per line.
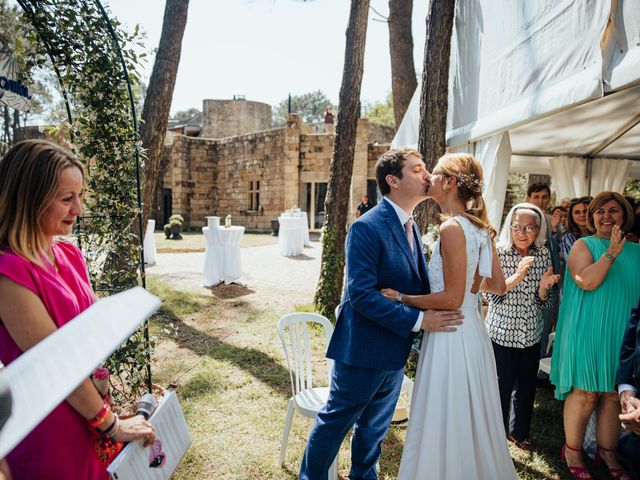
484, 202, 561, 449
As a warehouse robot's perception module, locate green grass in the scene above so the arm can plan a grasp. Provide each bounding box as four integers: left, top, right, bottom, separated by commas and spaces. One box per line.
154, 231, 277, 252
147, 278, 601, 479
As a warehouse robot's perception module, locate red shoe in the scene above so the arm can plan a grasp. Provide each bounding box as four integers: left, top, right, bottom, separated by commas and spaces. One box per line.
561, 444, 593, 479
594, 445, 631, 480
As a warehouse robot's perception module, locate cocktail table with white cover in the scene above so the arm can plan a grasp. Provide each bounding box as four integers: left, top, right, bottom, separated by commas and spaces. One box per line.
143, 219, 157, 265
278, 214, 306, 256
301, 212, 311, 247
202, 225, 245, 286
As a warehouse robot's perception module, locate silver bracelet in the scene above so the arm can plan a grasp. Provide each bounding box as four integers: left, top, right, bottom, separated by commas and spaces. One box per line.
395, 293, 404, 303
104, 414, 120, 438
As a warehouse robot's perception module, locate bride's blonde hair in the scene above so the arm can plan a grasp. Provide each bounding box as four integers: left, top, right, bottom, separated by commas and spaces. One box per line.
437, 152, 496, 239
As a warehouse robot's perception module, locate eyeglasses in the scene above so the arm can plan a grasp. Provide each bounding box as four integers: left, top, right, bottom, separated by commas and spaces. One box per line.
510, 224, 538, 234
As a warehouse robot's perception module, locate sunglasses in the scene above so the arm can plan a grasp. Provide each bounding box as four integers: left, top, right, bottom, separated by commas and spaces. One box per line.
569, 196, 592, 205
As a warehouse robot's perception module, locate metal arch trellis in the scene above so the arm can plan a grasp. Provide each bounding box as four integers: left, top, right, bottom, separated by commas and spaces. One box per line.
17, 0, 151, 391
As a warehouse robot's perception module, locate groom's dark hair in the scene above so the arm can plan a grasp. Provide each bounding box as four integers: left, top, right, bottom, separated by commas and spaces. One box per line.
375, 147, 422, 195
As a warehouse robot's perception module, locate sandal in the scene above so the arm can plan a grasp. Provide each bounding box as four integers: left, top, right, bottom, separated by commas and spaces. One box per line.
561, 444, 593, 479
594, 445, 631, 480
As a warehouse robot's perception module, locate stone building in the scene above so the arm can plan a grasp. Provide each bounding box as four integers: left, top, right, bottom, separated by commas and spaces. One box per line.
154, 98, 394, 232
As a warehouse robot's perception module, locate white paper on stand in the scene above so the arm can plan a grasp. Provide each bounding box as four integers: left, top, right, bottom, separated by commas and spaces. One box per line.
0, 287, 161, 459
107, 391, 191, 480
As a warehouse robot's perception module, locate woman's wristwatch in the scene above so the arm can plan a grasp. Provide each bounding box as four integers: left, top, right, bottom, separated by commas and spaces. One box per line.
395, 293, 404, 303
603, 252, 616, 263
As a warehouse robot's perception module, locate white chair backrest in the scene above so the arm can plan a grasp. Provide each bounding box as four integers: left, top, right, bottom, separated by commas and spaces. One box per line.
277, 313, 333, 396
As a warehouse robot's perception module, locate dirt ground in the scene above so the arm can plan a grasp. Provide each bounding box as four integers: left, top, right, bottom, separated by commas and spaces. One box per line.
145, 240, 322, 311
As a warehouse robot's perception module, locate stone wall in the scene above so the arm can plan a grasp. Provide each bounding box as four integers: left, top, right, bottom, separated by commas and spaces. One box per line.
366, 122, 395, 145
13, 125, 46, 143
157, 114, 392, 231
160, 135, 218, 227
201, 99, 272, 139
158, 124, 294, 231
299, 133, 334, 180
213, 129, 287, 230
368, 144, 390, 180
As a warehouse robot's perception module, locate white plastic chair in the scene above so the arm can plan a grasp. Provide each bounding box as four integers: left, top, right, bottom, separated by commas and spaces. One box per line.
539, 331, 556, 374
277, 313, 414, 478
277, 312, 338, 480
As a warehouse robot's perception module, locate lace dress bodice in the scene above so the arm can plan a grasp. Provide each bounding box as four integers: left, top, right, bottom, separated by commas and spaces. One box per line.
427, 215, 493, 304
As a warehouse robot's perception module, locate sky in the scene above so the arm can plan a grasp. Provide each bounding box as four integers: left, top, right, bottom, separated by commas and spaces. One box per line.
103, 0, 428, 115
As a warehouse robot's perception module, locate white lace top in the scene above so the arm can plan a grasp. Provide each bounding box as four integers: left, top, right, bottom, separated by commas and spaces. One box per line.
428, 215, 493, 303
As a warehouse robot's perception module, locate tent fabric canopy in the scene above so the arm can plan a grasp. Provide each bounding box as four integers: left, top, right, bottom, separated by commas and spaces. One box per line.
392, 0, 640, 229
549, 156, 631, 200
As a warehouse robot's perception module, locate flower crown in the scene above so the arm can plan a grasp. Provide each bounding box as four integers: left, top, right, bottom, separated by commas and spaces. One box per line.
456, 172, 482, 195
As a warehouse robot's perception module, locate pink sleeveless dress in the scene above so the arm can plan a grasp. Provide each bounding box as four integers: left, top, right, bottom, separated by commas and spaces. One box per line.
0, 241, 107, 480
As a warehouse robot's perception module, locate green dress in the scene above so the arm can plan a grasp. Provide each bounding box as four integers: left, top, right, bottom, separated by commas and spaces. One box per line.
551, 236, 640, 400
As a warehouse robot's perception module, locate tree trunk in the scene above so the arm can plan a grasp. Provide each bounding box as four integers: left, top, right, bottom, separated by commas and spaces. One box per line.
388, 0, 417, 128
140, 0, 189, 228
11, 108, 19, 144
314, 0, 370, 320
413, 0, 456, 232
3, 106, 10, 143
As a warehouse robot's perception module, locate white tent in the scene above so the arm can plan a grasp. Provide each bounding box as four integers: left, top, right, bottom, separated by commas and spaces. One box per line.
393, 0, 640, 228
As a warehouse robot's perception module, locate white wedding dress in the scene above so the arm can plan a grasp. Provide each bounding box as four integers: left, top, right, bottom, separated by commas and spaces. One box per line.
398, 216, 516, 479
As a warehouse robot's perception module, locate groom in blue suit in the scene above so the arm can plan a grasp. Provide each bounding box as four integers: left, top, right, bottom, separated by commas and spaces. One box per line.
299, 148, 464, 480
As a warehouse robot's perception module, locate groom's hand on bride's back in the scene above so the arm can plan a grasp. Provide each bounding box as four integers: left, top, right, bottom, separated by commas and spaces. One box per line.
421, 310, 463, 332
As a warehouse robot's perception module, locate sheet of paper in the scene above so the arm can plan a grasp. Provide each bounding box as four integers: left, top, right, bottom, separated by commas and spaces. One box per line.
107, 391, 192, 480
0, 287, 161, 458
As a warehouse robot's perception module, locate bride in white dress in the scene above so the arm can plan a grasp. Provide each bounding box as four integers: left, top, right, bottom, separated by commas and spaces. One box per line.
382, 153, 517, 479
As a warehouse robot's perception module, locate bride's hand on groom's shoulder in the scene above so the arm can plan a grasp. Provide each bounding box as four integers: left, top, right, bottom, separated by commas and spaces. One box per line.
421, 309, 464, 332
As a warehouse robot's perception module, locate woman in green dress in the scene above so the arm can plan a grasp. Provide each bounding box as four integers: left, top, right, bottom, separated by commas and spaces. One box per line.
551, 192, 640, 480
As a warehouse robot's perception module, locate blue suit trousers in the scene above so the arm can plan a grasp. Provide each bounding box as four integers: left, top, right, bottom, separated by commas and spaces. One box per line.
299, 361, 405, 480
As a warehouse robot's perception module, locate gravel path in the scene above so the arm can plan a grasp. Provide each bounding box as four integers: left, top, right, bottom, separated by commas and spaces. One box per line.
145, 241, 322, 311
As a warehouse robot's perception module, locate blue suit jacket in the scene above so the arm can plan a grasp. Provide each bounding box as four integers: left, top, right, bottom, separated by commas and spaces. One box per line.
327, 199, 431, 370
616, 298, 640, 389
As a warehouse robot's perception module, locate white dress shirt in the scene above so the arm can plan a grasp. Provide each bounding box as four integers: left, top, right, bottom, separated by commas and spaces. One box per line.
383, 197, 424, 332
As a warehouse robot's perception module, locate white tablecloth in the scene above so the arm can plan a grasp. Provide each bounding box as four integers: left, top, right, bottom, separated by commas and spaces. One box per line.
143, 219, 157, 265
278, 215, 307, 256
301, 212, 311, 246
202, 226, 245, 286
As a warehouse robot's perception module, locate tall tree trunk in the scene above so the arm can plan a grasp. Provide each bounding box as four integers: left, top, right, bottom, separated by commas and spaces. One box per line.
414, 0, 456, 232
141, 0, 189, 227
3, 106, 10, 143
11, 108, 20, 141
388, 0, 417, 128
314, 0, 370, 320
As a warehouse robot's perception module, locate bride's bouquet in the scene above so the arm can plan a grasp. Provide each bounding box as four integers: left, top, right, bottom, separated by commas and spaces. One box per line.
421, 224, 440, 264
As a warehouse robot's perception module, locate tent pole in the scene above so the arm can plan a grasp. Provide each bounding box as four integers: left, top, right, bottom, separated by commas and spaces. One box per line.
586, 157, 593, 196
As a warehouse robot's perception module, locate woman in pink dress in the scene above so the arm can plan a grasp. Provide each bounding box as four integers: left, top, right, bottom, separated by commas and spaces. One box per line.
0, 140, 155, 480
